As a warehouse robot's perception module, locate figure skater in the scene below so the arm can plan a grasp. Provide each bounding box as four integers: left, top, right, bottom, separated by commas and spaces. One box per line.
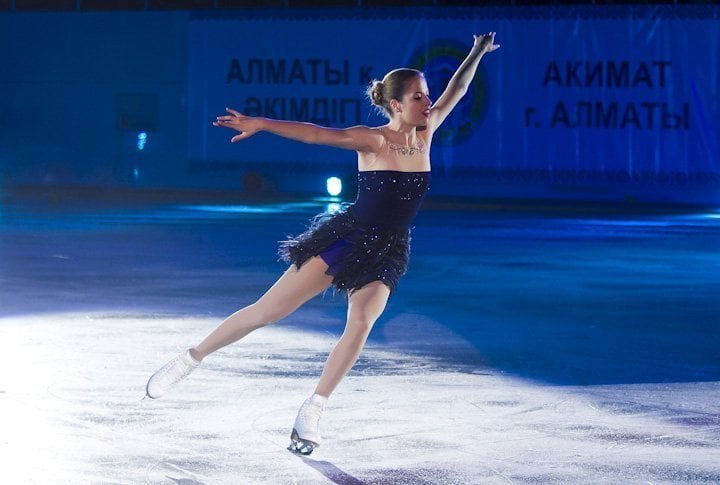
146, 33, 499, 455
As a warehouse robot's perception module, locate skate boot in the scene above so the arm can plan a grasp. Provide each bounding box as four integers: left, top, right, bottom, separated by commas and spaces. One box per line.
145, 350, 200, 399
288, 394, 327, 455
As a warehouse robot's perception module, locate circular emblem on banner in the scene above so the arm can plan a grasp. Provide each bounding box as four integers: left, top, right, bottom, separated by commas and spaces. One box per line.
409, 39, 490, 146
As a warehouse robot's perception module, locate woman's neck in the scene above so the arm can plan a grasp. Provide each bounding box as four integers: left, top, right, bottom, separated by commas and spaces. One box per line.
385, 121, 418, 145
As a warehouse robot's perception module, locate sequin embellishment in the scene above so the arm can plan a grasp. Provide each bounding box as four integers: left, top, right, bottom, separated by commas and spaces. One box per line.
279, 171, 431, 294
388, 141, 426, 156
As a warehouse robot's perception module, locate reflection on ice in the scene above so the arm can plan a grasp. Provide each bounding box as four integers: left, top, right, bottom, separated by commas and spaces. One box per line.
179, 200, 335, 216
684, 209, 720, 221
179, 199, 346, 219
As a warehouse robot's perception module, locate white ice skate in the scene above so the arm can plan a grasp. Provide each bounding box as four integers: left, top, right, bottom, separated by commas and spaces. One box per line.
288, 394, 327, 455
145, 350, 200, 399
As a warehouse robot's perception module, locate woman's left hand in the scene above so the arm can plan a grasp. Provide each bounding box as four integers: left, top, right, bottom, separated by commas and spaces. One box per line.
473, 32, 500, 55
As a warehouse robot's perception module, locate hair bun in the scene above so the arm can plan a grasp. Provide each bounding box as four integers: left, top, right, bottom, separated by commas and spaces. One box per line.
370, 81, 385, 106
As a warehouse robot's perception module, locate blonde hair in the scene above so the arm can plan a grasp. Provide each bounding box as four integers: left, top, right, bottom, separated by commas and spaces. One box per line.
366, 68, 424, 119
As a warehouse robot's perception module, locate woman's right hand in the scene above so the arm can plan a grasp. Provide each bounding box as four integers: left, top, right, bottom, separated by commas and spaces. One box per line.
213, 108, 263, 142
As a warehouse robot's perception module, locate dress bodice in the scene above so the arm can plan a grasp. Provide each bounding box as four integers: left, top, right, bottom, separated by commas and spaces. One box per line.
351, 170, 431, 230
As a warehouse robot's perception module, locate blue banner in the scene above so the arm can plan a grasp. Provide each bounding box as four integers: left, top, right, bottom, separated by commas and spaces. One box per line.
188, 7, 719, 182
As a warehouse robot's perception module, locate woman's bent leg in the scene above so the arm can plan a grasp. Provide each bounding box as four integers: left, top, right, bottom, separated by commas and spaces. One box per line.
314, 281, 390, 397
289, 281, 390, 454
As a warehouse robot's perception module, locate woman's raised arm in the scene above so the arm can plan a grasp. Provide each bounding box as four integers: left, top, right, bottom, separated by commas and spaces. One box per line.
426, 33, 500, 134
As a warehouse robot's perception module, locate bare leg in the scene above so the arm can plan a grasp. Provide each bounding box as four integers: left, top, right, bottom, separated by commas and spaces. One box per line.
191, 256, 334, 361
288, 281, 390, 454
313, 281, 390, 397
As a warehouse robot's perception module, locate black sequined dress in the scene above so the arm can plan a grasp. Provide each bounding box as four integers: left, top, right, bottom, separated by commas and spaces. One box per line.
279, 170, 431, 293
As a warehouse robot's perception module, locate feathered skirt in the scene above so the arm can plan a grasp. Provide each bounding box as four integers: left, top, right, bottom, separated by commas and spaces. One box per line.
278, 206, 410, 294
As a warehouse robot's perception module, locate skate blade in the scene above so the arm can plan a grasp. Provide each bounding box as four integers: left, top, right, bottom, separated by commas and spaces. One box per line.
288, 429, 317, 456
144, 383, 158, 400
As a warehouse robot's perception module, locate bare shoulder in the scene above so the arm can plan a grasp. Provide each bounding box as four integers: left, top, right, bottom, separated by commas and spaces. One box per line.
345, 125, 386, 153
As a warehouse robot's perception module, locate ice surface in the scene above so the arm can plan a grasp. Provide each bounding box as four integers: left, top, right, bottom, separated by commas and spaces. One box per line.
1, 199, 719, 483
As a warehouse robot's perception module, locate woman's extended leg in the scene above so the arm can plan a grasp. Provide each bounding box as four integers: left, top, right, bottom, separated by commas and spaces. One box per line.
192, 255, 334, 360
289, 281, 390, 454
146, 256, 333, 398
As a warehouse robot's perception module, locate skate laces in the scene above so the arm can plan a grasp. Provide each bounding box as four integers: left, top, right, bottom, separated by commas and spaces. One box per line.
296, 394, 326, 435
289, 395, 327, 455
161, 351, 199, 383
147, 350, 199, 398
299, 401, 323, 426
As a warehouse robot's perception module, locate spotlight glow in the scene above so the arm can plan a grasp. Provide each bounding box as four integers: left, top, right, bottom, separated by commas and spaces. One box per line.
326, 202, 342, 213
326, 177, 342, 196
137, 131, 147, 151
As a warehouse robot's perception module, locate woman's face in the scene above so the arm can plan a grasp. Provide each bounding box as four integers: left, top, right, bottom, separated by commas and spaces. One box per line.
395, 75, 432, 127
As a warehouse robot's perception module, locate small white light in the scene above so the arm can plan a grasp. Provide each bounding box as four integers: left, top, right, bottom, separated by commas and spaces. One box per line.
326, 177, 342, 196
137, 131, 147, 151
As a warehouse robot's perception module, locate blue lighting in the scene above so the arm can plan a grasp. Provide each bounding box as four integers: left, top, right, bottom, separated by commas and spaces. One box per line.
137, 131, 147, 151
326, 202, 342, 213
326, 177, 342, 196
181, 202, 324, 215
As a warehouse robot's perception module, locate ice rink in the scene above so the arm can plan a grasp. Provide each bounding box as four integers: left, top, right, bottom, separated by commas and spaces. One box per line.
1, 195, 719, 484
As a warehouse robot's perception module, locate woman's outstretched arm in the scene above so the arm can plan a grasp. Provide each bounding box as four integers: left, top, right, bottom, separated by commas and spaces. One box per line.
426, 33, 500, 134
214, 108, 379, 152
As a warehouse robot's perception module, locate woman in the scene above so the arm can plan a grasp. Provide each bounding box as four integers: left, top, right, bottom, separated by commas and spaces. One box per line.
146, 33, 499, 455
